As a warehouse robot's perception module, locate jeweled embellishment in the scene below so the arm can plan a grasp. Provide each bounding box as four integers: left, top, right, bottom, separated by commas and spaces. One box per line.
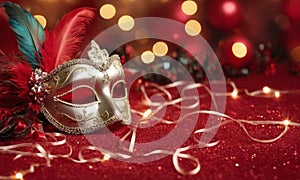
29, 68, 48, 104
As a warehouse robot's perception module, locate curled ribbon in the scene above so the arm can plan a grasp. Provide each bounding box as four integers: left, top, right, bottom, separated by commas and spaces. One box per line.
1, 80, 300, 178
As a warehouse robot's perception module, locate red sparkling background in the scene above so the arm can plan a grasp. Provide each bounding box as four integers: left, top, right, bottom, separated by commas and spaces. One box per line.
0, 0, 300, 179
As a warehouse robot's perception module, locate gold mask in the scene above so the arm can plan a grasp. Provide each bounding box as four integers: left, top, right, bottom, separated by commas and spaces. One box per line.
41, 41, 131, 134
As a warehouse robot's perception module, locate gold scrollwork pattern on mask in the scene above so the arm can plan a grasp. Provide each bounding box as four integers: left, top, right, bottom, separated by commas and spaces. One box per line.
103, 72, 110, 84
41, 56, 131, 134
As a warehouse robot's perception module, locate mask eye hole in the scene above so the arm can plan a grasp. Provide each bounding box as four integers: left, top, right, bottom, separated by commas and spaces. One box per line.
112, 81, 126, 99
56, 84, 98, 105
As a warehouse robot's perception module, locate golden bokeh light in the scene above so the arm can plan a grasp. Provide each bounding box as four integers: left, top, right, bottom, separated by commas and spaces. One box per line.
141, 51, 155, 64
152, 41, 168, 57
118, 15, 135, 31
185, 19, 201, 36
34, 15, 47, 29
275, 14, 290, 30
232, 42, 247, 58
291, 46, 300, 62
99, 4, 116, 19
181, 0, 198, 16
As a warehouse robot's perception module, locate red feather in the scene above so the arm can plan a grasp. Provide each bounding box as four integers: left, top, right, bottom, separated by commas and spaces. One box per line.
0, 55, 31, 108
41, 8, 95, 73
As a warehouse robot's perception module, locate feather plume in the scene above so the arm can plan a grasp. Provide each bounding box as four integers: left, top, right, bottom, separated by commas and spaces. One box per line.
2, 2, 45, 69
0, 55, 32, 108
41, 8, 95, 72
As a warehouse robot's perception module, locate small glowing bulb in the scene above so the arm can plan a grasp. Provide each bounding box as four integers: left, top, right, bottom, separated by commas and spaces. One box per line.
235, 163, 239, 167
141, 51, 155, 64
181, 1, 198, 15
99, 4, 116, 19
231, 90, 238, 99
152, 41, 168, 57
15, 172, 23, 180
185, 19, 202, 36
103, 154, 111, 161
262, 86, 271, 94
283, 119, 290, 126
143, 109, 152, 119
274, 91, 280, 98
118, 15, 134, 31
34, 15, 47, 29
232, 42, 247, 58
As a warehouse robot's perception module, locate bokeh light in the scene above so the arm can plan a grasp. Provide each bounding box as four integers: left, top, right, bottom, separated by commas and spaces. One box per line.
34, 15, 47, 29
185, 19, 201, 36
118, 15, 135, 31
181, 1, 198, 16
99, 4, 116, 19
275, 14, 290, 30
141, 51, 155, 64
291, 46, 300, 62
232, 42, 247, 58
152, 41, 168, 57
222, 1, 236, 15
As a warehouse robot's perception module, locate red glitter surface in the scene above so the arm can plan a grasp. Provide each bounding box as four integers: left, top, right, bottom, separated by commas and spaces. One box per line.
0, 65, 299, 180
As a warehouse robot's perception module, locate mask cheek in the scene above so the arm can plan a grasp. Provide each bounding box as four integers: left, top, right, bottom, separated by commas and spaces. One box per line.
110, 80, 131, 125
113, 98, 131, 125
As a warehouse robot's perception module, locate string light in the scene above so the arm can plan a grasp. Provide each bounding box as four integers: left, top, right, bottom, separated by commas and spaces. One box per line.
118, 15, 134, 31
99, 4, 116, 19
0, 80, 300, 177
262, 86, 271, 94
142, 109, 152, 119
274, 91, 280, 98
232, 42, 247, 58
283, 119, 290, 126
181, 1, 198, 16
34, 15, 47, 29
141, 51, 155, 64
103, 154, 111, 161
185, 19, 202, 36
231, 90, 238, 99
15, 172, 23, 180
152, 41, 168, 57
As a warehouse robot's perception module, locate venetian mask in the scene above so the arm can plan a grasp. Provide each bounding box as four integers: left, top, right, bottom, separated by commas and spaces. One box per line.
41, 41, 131, 134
